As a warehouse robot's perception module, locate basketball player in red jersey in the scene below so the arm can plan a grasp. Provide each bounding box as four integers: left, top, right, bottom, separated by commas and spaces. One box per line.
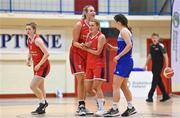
69, 5, 95, 116
83, 19, 106, 117
26, 22, 50, 115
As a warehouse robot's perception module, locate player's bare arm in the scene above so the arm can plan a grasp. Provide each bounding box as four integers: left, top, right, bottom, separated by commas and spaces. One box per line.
26, 52, 32, 67
72, 22, 84, 49
107, 43, 118, 51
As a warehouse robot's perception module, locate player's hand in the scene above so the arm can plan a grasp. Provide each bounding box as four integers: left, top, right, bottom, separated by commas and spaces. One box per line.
80, 43, 89, 51
84, 42, 92, 48
79, 43, 85, 49
34, 64, 41, 71
113, 56, 120, 63
26, 59, 31, 67
107, 43, 118, 51
80, 43, 84, 47
107, 43, 113, 48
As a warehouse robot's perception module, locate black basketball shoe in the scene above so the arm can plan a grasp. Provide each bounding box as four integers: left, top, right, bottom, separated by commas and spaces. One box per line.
104, 108, 120, 117
31, 100, 48, 115
121, 107, 137, 117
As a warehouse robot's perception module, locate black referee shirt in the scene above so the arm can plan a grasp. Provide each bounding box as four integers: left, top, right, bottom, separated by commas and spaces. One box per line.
150, 43, 167, 67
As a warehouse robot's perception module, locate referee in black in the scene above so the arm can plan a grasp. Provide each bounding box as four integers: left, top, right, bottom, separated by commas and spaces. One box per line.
144, 33, 170, 102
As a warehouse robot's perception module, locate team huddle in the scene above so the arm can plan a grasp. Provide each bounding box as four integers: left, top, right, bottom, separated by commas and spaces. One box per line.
26, 5, 171, 117
69, 5, 136, 117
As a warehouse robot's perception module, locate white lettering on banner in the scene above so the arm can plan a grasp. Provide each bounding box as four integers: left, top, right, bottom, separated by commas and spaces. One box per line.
121, 71, 154, 97
0, 34, 65, 54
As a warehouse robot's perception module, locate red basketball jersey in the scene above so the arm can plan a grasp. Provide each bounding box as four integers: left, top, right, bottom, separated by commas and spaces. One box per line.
69, 20, 90, 74
86, 32, 104, 68
79, 20, 89, 44
71, 20, 89, 54
28, 35, 49, 66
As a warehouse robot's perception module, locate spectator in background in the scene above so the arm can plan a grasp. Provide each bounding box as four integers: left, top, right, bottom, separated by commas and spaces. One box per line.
144, 33, 170, 102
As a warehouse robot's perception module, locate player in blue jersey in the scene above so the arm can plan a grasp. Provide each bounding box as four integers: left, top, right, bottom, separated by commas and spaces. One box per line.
104, 14, 137, 117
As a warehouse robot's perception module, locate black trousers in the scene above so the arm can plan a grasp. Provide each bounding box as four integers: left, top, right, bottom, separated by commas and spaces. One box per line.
148, 66, 169, 99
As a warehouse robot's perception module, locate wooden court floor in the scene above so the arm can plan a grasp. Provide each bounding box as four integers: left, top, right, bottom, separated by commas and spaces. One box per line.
0, 95, 180, 118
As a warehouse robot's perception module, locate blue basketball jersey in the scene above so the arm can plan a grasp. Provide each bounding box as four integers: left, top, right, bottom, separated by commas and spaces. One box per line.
116, 28, 133, 62
114, 28, 133, 78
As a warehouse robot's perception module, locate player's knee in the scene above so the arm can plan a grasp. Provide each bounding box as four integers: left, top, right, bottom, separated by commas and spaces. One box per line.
30, 85, 34, 90
86, 87, 92, 93
92, 85, 99, 92
86, 88, 96, 96
113, 83, 119, 89
30, 84, 37, 90
121, 85, 128, 92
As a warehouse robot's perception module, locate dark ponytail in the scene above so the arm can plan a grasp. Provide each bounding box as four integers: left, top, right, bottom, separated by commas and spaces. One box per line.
126, 25, 132, 33
114, 14, 132, 33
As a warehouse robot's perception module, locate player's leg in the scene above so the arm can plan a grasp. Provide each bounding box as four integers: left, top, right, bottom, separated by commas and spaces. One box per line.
92, 80, 105, 116
104, 75, 123, 117
84, 68, 96, 115
38, 80, 48, 110
75, 73, 86, 116
69, 51, 87, 116
85, 80, 96, 97
30, 77, 46, 115
121, 78, 137, 117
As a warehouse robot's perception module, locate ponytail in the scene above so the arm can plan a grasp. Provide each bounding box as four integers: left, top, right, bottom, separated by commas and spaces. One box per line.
127, 25, 132, 33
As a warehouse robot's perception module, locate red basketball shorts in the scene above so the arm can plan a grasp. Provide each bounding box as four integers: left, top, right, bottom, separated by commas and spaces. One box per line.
69, 48, 87, 75
34, 62, 50, 78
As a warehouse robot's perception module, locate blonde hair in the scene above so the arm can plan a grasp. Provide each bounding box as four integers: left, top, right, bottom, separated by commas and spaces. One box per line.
82, 5, 94, 19
90, 19, 101, 31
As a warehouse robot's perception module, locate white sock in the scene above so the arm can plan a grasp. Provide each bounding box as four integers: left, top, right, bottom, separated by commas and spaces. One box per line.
102, 98, 105, 104
127, 101, 133, 109
112, 102, 118, 110
78, 100, 85, 102
97, 99, 104, 111
39, 99, 45, 104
